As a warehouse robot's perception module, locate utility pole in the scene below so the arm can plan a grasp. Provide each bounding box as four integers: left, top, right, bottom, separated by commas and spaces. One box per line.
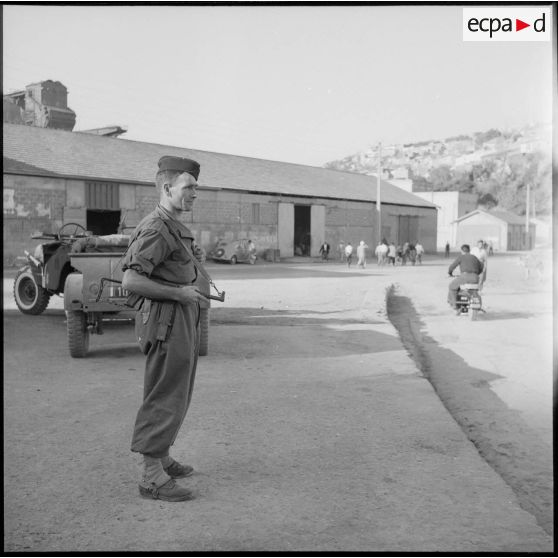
377, 142, 382, 243
525, 180, 530, 233
521, 142, 531, 248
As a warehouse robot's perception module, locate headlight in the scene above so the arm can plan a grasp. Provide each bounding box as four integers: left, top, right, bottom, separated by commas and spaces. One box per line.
215, 248, 225, 257
34, 244, 44, 263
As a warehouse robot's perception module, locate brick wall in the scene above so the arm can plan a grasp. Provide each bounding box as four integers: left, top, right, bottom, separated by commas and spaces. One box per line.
3, 174, 69, 266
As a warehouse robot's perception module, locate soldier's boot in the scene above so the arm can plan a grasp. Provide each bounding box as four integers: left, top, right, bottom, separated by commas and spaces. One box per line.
139, 478, 194, 502
162, 458, 194, 479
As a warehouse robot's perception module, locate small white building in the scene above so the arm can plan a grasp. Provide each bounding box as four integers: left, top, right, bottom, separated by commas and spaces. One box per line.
454, 208, 536, 251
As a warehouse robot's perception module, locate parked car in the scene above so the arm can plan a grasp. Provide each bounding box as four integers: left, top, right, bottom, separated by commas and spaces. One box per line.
208, 239, 257, 264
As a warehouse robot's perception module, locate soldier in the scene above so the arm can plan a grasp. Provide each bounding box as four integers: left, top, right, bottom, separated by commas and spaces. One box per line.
122, 155, 209, 502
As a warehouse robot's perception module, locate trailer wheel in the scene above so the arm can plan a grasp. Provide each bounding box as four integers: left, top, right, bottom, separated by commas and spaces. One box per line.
199, 307, 210, 356
13, 268, 51, 315
67, 310, 90, 358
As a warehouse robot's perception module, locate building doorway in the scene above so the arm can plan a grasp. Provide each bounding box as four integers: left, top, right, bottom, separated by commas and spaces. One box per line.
398, 215, 419, 245
86, 209, 121, 236
294, 205, 311, 256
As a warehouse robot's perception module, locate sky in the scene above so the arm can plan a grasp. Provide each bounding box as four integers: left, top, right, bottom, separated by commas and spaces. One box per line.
3, 4, 554, 167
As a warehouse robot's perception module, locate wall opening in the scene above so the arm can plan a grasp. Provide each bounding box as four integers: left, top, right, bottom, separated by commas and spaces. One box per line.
294, 205, 311, 256
398, 215, 419, 245
86, 209, 121, 236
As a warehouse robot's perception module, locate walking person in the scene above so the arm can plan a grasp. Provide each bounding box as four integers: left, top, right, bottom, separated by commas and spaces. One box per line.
471, 239, 488, 290
338, 240, 346, 262
375, 242, 388, 266
415, 241, 424, 265
444, 241, 450, 258
247, 239, 257, 264
408, 243, 417, 266
319, 241, 330, 261
396, 244, 403, 265
122, 155, 210, 502
401, 242, 410, 265
356, 240, 369, 268
387, 242, 396, 266
345, 242, 354, 268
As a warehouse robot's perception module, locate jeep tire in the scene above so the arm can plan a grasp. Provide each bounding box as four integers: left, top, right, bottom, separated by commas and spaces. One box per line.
13, 268, 51, 315
67, 310, 90, 358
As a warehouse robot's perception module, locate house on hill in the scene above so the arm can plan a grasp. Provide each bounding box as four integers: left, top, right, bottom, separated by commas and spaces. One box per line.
453, 208, 535, 251
3, 122, 437, 265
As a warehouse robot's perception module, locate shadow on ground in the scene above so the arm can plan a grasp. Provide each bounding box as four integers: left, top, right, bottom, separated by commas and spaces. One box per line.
386, 288, 553, 538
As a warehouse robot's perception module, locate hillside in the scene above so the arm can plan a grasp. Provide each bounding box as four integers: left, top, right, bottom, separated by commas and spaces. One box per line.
324, 123, 552, 216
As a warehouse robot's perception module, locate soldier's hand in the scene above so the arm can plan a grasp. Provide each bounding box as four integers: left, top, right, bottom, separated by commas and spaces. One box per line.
177, 286, 210, 308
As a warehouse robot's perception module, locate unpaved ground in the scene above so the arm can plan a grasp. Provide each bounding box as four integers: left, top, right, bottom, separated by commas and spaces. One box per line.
3, 256, 553, 552
385, 255, 553, 537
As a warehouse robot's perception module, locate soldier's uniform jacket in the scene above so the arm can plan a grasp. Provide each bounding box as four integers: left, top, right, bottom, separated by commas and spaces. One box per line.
123, 204, 198, 287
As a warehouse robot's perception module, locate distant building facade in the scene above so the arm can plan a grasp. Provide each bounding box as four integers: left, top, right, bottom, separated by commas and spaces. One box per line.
3, 123, 437, 266
413, 191, 477, 250
454, 208, 535, 251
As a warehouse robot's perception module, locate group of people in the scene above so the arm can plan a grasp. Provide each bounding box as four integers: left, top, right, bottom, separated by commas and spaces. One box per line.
445, 239, 493, 258
337, 240, 369, 268
335, 239, 425, 269
374, 240, 425, 266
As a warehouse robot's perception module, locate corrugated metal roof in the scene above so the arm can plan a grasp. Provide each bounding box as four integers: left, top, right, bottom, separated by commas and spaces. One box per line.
3, 123, 436, 208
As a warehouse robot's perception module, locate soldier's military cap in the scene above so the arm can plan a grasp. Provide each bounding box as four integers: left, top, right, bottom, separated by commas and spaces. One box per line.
158, 156, 200, 180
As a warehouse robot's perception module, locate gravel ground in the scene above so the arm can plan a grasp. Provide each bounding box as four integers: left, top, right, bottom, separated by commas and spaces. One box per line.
3, 253, 553, 552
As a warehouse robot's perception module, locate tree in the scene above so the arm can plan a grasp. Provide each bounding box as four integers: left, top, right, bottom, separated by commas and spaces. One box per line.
428, 165, 453, 191
410, 174, 431, 192
477, 192, 498, 209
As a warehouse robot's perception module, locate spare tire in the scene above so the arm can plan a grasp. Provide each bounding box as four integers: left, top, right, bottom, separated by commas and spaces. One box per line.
13, 268, 51, 315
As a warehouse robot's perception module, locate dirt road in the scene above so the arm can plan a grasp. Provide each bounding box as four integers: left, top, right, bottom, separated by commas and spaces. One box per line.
3, 255, 553, 552
384, 252, 553, 537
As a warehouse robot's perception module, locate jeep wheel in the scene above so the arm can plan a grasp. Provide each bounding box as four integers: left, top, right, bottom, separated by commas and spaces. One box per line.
199, 307, 210, 356
13, 268, 51, 315
67, 310, 90, 358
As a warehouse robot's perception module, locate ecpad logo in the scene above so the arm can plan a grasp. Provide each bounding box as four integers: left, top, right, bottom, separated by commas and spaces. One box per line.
463, 8, 551, 41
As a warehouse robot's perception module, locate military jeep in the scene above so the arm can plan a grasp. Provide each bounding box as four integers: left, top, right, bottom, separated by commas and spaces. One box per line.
13, 224, 211, 359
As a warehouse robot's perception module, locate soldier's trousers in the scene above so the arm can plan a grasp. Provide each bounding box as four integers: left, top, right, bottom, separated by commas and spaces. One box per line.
131, 299, 200, 457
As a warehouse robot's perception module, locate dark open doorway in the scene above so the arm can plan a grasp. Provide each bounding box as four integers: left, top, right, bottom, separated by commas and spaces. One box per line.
86, 209, 121, 236
294, 205, 311, 256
